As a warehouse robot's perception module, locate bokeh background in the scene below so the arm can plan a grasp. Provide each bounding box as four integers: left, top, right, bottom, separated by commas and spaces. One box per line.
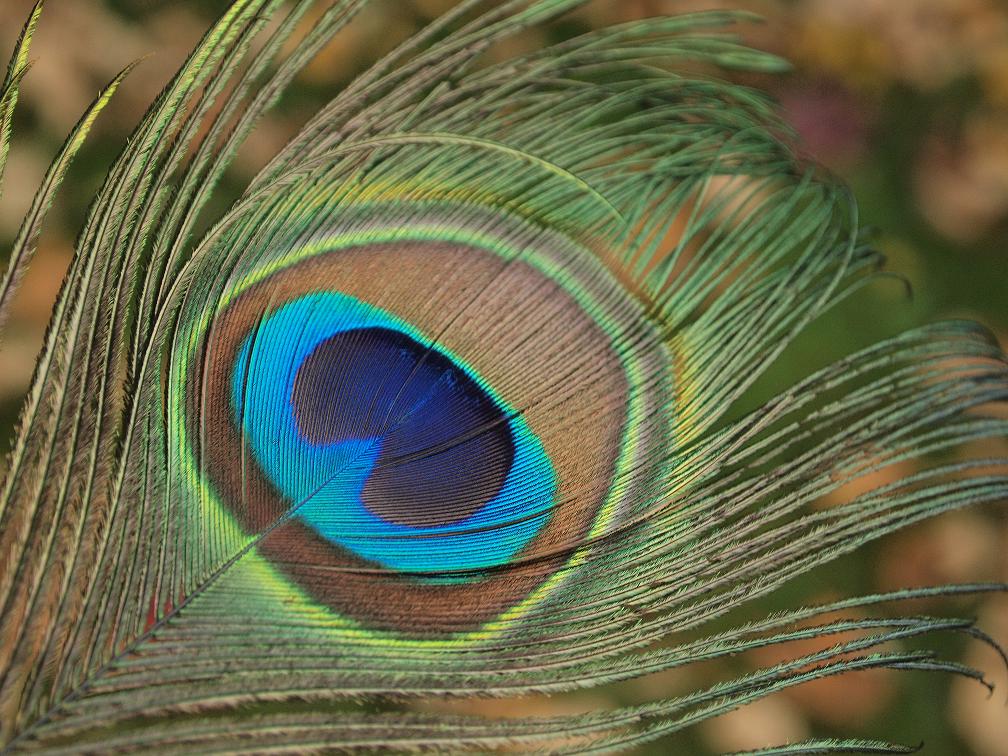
0, 1, 1006, 753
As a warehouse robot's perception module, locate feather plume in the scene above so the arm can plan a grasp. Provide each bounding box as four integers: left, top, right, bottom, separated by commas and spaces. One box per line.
0, 2, 1005, 753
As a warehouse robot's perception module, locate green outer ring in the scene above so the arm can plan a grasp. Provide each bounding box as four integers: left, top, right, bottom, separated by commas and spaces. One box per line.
171, 218, 670, 647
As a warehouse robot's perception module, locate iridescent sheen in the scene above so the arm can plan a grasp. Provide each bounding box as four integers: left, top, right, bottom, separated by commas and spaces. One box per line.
230, 291, 556, 574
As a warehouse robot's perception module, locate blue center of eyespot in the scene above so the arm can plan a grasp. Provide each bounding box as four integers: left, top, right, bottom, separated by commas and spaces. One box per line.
230, 292, 556, 574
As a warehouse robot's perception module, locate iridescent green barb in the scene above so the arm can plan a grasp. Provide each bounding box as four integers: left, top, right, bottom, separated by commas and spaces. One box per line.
0, 2, 1005, 753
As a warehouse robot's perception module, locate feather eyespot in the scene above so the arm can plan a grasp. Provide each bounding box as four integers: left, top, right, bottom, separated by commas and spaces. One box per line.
186, 227, 673, 634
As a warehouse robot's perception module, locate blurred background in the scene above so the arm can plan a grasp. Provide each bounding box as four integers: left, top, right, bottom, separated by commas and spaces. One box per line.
0, 0, 1006, 752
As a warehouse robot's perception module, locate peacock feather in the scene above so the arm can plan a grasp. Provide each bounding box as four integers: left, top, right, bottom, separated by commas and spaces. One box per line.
0, 1, 1006, 752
